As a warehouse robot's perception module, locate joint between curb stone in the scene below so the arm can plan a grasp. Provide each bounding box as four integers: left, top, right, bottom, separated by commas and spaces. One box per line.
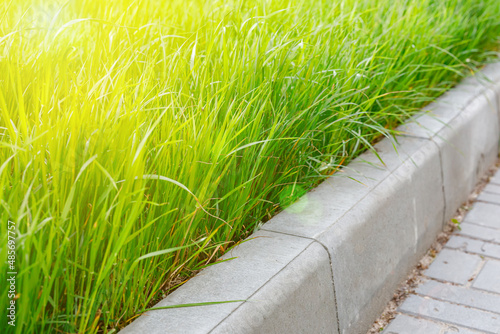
259, 228, 342, 333
313, 238, 342, 334
207, 233, 318, 334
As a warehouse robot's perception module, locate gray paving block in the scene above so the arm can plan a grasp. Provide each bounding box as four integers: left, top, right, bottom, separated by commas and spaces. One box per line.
416, 280, 500, 314
490, 170, 500, 186
458, 222, 500, 242
382, 314, 441, 334
463, 202, 500, 229
484, 183, 500, 195
212, 242, 338, 334
446, 235, 500, 259
435, 87, 500, 221
399, 294, 500, 333
472, 260, 500, 294
122, 63, 500, 334
424, 249, 481, 284
398, 62, 500, 141
478, 191, 500, 205
120, 231, 321, 334
383, 313, 483, 334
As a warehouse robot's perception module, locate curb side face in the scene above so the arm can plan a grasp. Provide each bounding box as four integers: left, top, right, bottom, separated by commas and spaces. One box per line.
316, 138, 444, 334
120, 231, 315, 334
435, 88, 500, 220
211, 242, 338, 334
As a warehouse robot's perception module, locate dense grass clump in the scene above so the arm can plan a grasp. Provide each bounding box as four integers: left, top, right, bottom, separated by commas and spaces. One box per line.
1, 0, 499, 332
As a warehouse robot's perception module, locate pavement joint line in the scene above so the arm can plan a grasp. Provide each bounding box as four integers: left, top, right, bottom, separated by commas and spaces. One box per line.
442, 245, 500, 261
470, 284, 500, 296
414, 289, 500, 316
378, 158, 500, 334
465, 258, 486, 288
412, 291, 500, 317
394, 311, 485, 334
422, 276, 464, 287
212, 226, 345, 334
396, 297, 498, 334
418, 278, 500, 299
207, 238, 316, 334
259, 228, 343, 332
452, 232, 500, 246
482, 189, 500, 195
476, 192, 500, 204
462, 219, 500, 231
477, 198, 500, 206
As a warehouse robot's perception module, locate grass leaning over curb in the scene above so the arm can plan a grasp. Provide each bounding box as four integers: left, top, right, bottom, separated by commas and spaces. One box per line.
1, 0, 500, 332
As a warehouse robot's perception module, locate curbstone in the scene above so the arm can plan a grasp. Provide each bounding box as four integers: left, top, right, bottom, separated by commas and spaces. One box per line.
463, 202, 500, 228
445, 235, 500, 260
211, 242, 338, 334
458, 223, 500, 243
477, 191, 500, 205
434, 87, 499, 221
423, 249, 482, 285
122, 64, 500, 334
398, 63, 500, 222
472, 259, 500, 294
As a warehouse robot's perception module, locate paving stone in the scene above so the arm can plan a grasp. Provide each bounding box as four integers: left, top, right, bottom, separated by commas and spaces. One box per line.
446, 235, 500, 259
416, 280, 500, 314
483, 183, 500, 195
477, 191, 500, 205
399, 294, 500, 333
382, 314, 442, 334
458, 223, 500, 243
434, 87, 499, 221
424, 249, 482, 284
490, 171, 500, 185
463, 202, 500, 229
440, 325, 489, 334
472, 260, 500, 294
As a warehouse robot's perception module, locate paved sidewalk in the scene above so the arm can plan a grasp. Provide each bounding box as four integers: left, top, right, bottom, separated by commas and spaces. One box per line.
383, 170, 500, 334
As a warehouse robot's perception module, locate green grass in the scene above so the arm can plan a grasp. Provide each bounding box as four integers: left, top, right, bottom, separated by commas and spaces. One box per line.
1, 0, 499, 332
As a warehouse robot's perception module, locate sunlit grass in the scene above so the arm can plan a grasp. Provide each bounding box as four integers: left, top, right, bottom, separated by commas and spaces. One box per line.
0, 0, 499, 332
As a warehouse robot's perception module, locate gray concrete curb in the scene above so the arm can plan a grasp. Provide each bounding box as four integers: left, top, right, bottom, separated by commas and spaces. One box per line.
121, 63, 500, 334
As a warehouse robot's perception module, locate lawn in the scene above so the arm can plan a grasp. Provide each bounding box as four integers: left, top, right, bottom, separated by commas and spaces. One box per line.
1, 0, 499, 332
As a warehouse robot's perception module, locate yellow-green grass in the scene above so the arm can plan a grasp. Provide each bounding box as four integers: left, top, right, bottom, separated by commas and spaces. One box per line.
1, 0, 499, 332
